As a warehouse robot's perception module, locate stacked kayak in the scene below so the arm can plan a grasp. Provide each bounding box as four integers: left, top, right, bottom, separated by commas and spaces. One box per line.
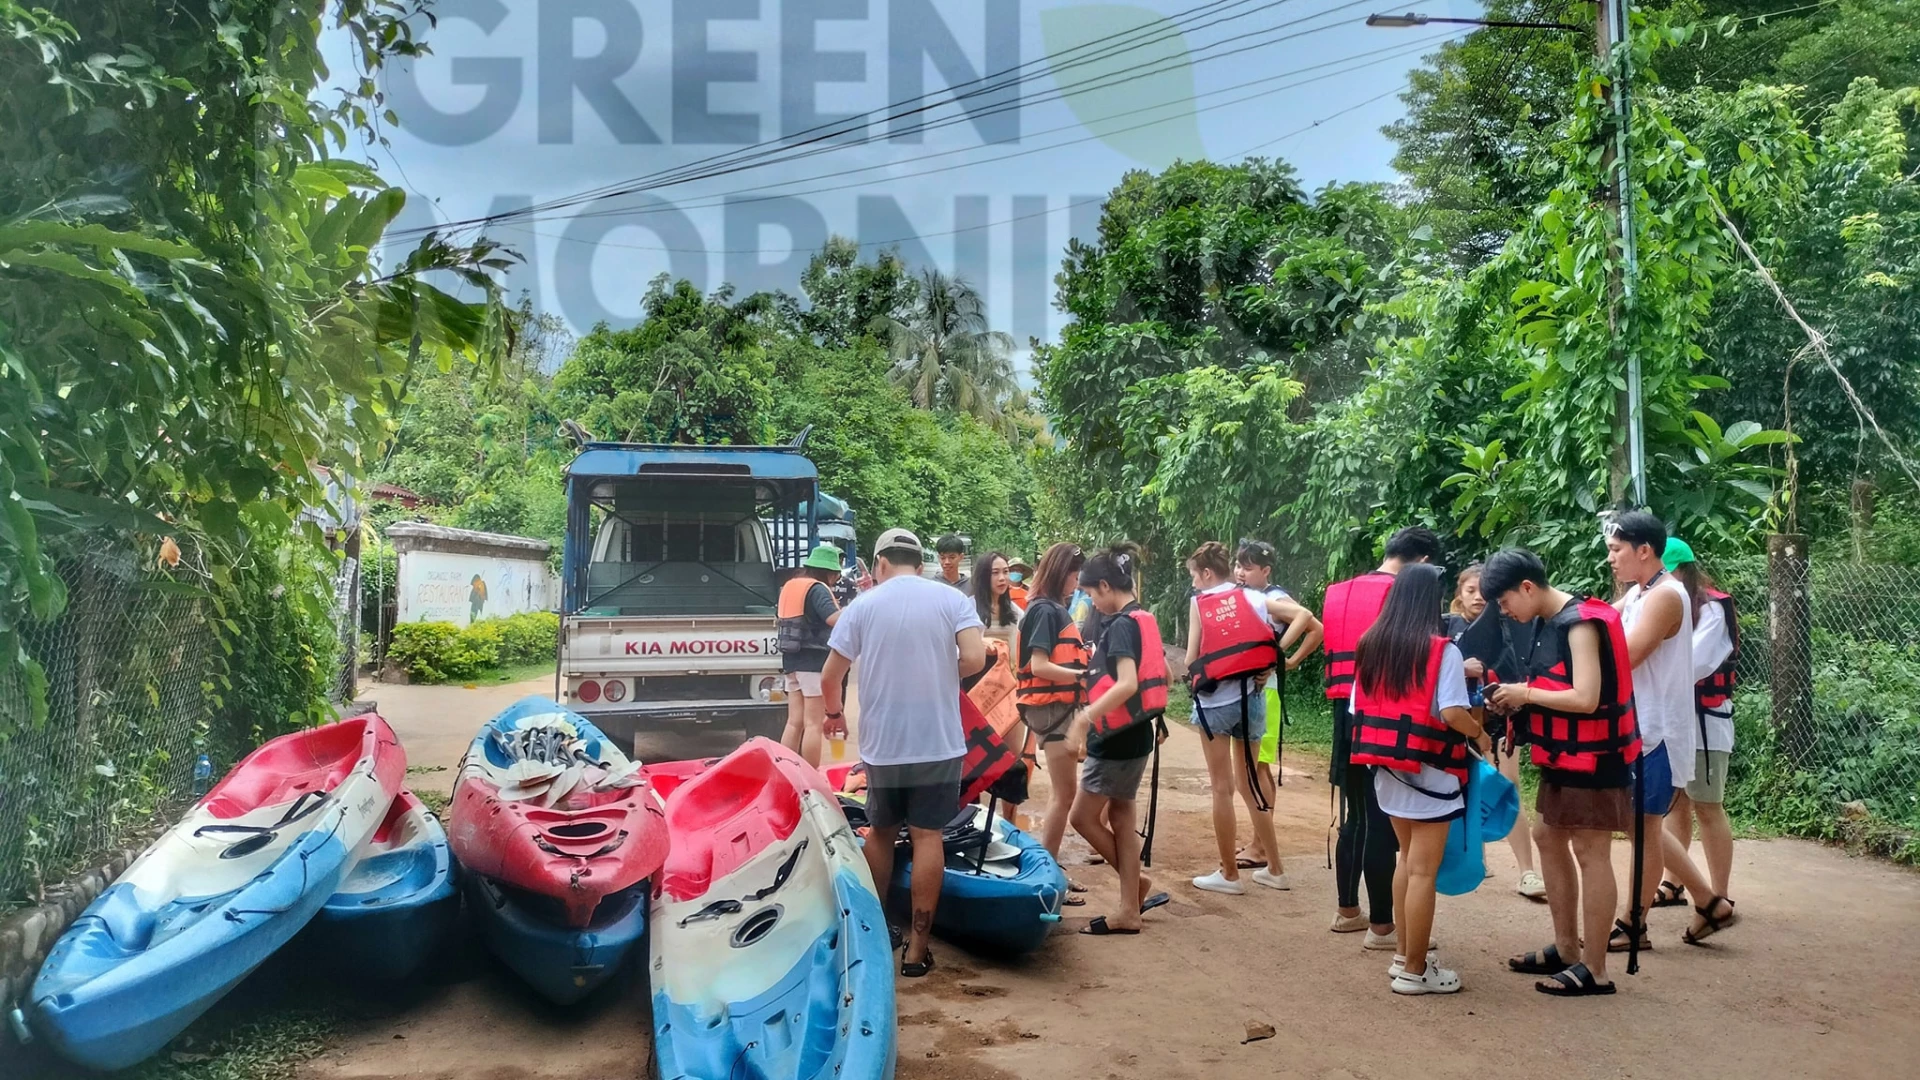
647, 739, 894, 1080
31, 714, 405, 1070
827, 763, 1068, 957
448, 696, 667, 1004
301, 790, 459, 981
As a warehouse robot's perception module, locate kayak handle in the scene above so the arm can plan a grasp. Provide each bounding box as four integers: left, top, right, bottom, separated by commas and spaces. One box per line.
1038, 913, 1062, 923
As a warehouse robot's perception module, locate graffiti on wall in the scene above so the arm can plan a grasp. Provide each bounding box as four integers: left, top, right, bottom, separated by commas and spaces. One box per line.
398, 550, 558, 627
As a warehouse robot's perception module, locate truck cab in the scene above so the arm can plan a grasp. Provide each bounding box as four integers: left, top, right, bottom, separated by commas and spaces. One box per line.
558, 444, 817, 751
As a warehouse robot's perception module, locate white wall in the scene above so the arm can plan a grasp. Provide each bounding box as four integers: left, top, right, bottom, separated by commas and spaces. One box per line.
388, 522, 558, 627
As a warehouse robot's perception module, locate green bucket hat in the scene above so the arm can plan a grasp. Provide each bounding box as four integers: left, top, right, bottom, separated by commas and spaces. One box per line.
803, 544, 845, 572
1663, 537, 1697, 571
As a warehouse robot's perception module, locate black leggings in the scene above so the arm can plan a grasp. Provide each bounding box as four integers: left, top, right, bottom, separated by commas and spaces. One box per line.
1331, 699, 1398, 925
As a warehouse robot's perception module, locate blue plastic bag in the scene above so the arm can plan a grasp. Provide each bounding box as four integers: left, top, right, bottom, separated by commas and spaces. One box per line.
1436, 756, 1520, 896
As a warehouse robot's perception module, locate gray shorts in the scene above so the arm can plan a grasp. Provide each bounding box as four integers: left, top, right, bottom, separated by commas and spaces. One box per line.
865, 757, 963, 832
1080, 753, 1150, 801
1686, 749, 1731, 804
1019, 702, 1076, 744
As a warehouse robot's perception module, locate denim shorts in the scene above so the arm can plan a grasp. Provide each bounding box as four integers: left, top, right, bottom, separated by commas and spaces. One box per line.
1193, 687, 1267, 743
1634, 743, 1676, 816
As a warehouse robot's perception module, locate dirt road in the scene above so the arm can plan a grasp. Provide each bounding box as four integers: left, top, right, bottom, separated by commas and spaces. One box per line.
287, 680, 1920, 1079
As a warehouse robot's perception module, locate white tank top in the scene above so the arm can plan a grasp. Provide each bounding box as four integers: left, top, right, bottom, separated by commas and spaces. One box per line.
1620, 573, 1697, 786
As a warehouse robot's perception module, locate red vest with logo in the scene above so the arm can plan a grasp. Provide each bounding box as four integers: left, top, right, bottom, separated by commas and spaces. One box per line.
1086, 608, 1170, 737
1696, 589, 1738, 718
1016, 599, 1089, 708
1192, 588, 1279, 690
1516, 598, 1641, 773
1350, 636, 1470, 780
1322, 572, 1395, 700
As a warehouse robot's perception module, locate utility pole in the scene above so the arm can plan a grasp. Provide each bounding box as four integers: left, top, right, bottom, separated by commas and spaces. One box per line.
1600, 0, 1646, 509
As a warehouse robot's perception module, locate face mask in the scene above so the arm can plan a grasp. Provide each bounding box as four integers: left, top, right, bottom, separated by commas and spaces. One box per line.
1009, 572, 1023, 583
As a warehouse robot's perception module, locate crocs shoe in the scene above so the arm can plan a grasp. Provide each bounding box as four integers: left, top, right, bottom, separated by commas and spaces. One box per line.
1517, 870, 1547, 900
1391, 964, 1462, 995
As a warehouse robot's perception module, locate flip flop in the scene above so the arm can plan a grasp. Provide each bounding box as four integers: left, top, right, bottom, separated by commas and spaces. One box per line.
1234, 854, 1264, 869
1079, 916, 1140, 936
1536, 962, 1616, 996
1062, 893, 1087, 907
1140, 891, 1171, 915
1508, 943, 1573, 975
1068, 880, 1089, 894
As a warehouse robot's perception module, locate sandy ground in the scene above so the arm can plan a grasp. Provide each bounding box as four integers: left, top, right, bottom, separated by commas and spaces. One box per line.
16, 677, 1913, 1079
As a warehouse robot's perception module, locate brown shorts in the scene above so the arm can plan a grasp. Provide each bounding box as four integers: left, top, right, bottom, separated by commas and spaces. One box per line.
1537, 781, 1634, 833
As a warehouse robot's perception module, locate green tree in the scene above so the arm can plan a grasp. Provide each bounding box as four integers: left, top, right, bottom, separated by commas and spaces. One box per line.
881, 269, 1017, 426
782, 236, 920, 350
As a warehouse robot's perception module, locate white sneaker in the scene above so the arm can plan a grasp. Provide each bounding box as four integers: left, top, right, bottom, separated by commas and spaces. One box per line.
1330, 913, 1370, 933
1192, 869, 1245, 895
1251, 868, 1291, 891
1517, 870, 1547, 899
1367, 931, 1439, 952
1391, 964, 1462, 995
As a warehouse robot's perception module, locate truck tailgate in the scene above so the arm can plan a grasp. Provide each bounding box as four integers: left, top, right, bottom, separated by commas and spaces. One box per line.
562, 615, 780, 674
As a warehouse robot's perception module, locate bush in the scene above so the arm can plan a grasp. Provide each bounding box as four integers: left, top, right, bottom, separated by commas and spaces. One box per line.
388, 612, 558, 683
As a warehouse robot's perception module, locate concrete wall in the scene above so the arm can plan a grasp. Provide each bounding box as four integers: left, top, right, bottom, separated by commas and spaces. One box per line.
387, 522, 558, 627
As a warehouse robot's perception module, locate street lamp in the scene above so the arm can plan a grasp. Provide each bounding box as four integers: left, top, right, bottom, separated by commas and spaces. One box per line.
1365, 12, 1587, 31
1369, 7, 1645, 509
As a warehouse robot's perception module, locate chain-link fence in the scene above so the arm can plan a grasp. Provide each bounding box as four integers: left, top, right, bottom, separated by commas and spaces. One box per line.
0, 552, 217, 904
1715, 545, 1920, 858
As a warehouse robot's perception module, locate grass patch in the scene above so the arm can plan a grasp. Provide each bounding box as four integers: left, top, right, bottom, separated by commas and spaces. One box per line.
112, 965, 337, 1080
462, 658, 556, 688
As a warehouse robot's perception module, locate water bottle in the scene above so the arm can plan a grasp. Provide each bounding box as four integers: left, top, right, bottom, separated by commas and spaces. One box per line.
191, 751, 213, 799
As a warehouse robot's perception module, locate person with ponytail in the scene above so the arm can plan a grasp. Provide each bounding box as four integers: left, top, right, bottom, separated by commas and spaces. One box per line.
1017, 542, 1090, 868
1351, 564, 1487, 994
1066, 545, 1172, 936
1658, 538, 1741, 940
1184, 541, 1321, 895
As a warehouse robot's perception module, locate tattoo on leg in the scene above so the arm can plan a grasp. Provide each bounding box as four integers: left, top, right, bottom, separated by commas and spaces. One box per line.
912, 910, 933, 935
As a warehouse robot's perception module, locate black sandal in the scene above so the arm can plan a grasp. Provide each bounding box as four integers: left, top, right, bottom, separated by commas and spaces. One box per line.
901, 948, 936, 977
1537, 962, 1617, 996
1683, 896, 1738, 945
1078, 916, 1140, 936
1607, 917, 1653, 953
1508, 943, 1573, 975
1652, 880, 1687, 908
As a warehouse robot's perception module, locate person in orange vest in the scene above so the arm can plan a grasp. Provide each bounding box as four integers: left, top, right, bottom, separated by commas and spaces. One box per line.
776, 545, 845, 767
1015, 543, 1089, 874
1066, 545, 1173, 936
1483, 547, 1642, 997
1007, 556, 1033, 609
1184, 541, 1321, 896
1324, 527, 1441, 947
1351, 563, 1488, 995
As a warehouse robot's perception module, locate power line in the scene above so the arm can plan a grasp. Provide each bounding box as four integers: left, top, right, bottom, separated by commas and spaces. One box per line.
389, 0, 1385, 239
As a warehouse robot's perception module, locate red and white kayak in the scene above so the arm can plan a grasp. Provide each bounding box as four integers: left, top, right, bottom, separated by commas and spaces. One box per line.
448, 696, 668, 927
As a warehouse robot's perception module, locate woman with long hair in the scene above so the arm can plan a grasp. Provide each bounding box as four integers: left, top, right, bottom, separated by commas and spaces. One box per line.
1658, 540, 1741, 939
1017, 543, 1089, 869
973, 551, 1024, 640
1443, 564, 1544, 901
1351, 563, 1486, 994
1067, 545, 1172, 935
1184, 541, 1321, 895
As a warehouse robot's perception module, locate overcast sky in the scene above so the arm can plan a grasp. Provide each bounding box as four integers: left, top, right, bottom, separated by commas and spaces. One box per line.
341, 0, 1487, 354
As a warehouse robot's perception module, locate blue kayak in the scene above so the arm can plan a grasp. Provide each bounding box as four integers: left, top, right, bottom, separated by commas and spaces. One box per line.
887, 807, 1068, 957
649, 741, 895, 1080
301, 791, 459, 981
465, 874, 646, 1005
31, 715, 405, 1070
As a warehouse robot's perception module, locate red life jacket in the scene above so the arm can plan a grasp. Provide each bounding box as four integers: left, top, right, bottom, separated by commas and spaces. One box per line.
1086, 608, 1169, 738
1192, 587, 1279, 690
1350, 636, 1470, 780
1695, 589, 1738, 717
1515, 598, 1641, 773
1015, 599, 1089, 708
959, 690, 1023, 804
1322, 572, 1395, 700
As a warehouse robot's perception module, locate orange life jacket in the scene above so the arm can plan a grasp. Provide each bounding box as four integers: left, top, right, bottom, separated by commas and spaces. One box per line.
958, 689, 1023, 804
1015, 599, 1088, 708
1322, 572, 1395, 700
776, 576, 835, 654
1350, 636, 1470, 780
1086, 608, 1169, 737
1192, 587, 1279, 691
1515, 598, 1641, 773
967, 638, 1021, 738
1696, 589, 1738, 719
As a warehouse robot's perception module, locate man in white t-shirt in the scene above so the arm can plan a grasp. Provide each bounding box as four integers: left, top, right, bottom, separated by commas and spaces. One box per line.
1604, 511, 1725, 951
821, 528, 985, 979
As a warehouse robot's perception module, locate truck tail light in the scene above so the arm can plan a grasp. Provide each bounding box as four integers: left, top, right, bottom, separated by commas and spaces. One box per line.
575, 679, 601, 704
757, 676, 781, 703
603, 678, 628, 703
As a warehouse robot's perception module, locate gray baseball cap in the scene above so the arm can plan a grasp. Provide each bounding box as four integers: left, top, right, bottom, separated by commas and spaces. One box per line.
873, 528, 922, 559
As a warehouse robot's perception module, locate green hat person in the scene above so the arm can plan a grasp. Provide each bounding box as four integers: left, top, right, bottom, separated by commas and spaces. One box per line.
1662, 537, 1697, 572
803, 544, 845, 574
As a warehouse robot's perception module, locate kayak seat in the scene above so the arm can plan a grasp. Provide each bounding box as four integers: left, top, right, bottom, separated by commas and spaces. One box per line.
202, 719, 365, 819
659, 744, 804, 901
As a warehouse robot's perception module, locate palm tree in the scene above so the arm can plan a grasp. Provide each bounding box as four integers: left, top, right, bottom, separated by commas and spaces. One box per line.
880, 269, 1016, 427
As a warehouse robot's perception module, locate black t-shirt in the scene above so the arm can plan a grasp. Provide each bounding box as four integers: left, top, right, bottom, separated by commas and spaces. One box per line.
1018, 598, 1072, 671
1087, 604, 1155, 760
781, 581, 840, 673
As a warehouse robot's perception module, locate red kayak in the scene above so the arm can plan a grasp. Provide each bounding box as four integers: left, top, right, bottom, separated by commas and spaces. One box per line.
641, 740, 837, 902
449, 697, 668, 927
